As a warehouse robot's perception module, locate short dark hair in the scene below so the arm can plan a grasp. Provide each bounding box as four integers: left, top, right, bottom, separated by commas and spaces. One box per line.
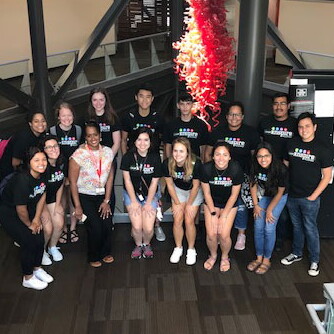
135, 83, 154, 96
272, 92, 290, 104
27, 111, 45, 123
228, 101, 244, 115
84, 121, 101, 135
212, 141, 232, 156
178, 93, 193, 103
297, 112, 316, 125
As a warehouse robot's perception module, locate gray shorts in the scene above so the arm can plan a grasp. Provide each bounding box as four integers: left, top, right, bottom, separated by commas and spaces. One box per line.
174, 185, 203, 206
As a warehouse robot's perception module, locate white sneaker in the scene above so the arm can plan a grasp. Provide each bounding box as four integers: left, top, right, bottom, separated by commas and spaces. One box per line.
22, 275, 48, 290
234, 234, 246, 250
186, 248, 197, 266
33, 268, 54, 283
42, 250, 52, 265
170, 247, 183, 263
308, 262, 320, 277
48, 246, 63, 262
155, 226, 166, 242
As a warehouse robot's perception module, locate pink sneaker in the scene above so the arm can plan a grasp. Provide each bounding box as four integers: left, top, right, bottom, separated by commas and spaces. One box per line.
234, 234, 246, 250
131, 245, 142, 259
142, 244, 154, 259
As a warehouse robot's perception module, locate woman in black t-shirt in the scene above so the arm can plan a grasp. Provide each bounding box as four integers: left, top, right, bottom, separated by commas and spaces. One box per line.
120, 128, 162, 260
201, 142, 243, 272
0, 147, 53, 290
247, 142, 288, 274
163, 138, 203, 265
50, 102, 82, 244
40, 135, 65, 265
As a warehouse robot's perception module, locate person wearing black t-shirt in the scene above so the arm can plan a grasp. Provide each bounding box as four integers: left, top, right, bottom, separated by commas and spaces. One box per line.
163, 138, 203, 265
0, 147, 53, 290
258, 93, 297, 251
0, 111, 47, 180
201, 142, 243, 272
204, 102, 260, 251
247, 142, 288, 274
281, 113, 332, 277
120, 128, 162, 259
49, 102, 82, 244
121, 84, 165, 242
163, 93, 208, 159
40, 136, 65, 265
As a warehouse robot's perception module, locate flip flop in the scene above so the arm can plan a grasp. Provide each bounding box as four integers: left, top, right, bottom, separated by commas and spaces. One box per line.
255, 263, 271, 275
220, 258, 230, 272
247, 260, 262, 272
204, 256, 217, 271
102, 255, 114, 264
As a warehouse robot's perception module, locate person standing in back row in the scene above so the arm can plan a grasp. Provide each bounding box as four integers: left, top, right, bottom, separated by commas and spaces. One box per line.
121, 84, 165, 242
281, 112, 332, 277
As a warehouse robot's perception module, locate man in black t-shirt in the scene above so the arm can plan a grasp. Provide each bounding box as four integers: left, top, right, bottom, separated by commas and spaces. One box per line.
258, 93, 297, 160
204, 102, 260, 251
281, 112, 332, 277
120, 84, 165, 242
163, 94, 208, 159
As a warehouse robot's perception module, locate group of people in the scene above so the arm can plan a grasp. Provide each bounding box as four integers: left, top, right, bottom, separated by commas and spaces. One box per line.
0, 85, 332, 290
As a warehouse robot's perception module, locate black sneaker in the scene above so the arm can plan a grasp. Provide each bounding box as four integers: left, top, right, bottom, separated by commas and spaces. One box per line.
308, 262, 320, 277
281, 253, 302, 265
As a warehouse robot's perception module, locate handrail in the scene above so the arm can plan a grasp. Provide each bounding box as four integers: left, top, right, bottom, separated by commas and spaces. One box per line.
297, 49, 334, 59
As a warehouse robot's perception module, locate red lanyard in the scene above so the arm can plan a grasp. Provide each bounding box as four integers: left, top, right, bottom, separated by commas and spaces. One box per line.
86, 144, 102, 180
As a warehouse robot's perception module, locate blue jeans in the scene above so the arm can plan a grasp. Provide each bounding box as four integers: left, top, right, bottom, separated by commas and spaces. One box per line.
254, 194, 288, 259
234, 196, 248, 230
286, 197, 320, 263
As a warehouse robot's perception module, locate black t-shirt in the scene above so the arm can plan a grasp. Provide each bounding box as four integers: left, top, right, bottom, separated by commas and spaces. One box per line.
95, 115, 121, 148
0, 128, 45, 179
50, 124, 82, 176
162, 157, 201, 190
45, 164, 65, 204
258, 116, 297, 160
163, 117, 208, 157
121, 108, 163, 152
285, 137, 332, 198
209, 124, 260, 173
1, 172, 47, 220
120, 150, 162, 196
255, 164, 289, 197
200, 160, 243, 206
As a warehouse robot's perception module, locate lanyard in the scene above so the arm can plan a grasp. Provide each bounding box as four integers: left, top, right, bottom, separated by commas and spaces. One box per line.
134, 152, 150, 191
86, 144, 103, 181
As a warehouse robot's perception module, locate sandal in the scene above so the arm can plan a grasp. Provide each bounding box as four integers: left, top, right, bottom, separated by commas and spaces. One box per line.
204, 256, 217, 271
58, 230, 68, 244
255, 263, 271, 275
220, 258, 230, 272
247, 260, 262, 272
69, 229, 79, 243
90, 261, 102, 268
102, 255, 114, 264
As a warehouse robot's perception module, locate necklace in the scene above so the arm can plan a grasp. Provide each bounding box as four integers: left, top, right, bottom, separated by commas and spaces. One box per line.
215, 167, 227, 178
59, 124, 72, 137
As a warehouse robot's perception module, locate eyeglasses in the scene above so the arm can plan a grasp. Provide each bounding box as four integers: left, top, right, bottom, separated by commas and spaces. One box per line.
44, 144, 59, 150
256, 154, 271, 159
273, 102, 288, 106
227, 113, 243, 118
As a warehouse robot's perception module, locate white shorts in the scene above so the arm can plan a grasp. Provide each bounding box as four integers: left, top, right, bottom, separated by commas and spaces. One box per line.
173, 185, 203, 206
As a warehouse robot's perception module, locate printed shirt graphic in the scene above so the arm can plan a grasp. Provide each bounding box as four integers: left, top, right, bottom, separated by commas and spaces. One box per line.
258, 116, 297, 159
163, 117, 208, 157
286, 137, 332, 198
200, 160, 243, 206
96, 115, 121, 148
71, 146, 114, 196
45, 164, 65, 204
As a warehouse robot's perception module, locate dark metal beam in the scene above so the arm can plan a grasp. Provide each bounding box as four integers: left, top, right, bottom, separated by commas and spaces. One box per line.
267, 19, 305, 70
53, 0, 130, 104
27, 0, 53, 124
0, 79, 37, 110
235, 0, 269, 127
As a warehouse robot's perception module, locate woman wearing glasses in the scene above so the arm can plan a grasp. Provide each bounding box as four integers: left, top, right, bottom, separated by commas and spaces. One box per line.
40, 135, 65, 265
247, 142, 288, 274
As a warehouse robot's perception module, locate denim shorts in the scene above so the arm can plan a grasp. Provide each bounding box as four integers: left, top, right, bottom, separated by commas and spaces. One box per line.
123, 189, 159, 209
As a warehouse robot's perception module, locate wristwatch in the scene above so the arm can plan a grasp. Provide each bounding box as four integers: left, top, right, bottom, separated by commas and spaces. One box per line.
211, 211, 216, 216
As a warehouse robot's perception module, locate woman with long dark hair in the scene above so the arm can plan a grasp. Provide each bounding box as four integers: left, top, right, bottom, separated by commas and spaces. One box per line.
247, 142, 288, 274
163, 137, 203, 265
201, 142, 243, 272
40, 135, 65, 265
0, 147, 53, 290
120, 127, 162, 259
69, 121, 115, 268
